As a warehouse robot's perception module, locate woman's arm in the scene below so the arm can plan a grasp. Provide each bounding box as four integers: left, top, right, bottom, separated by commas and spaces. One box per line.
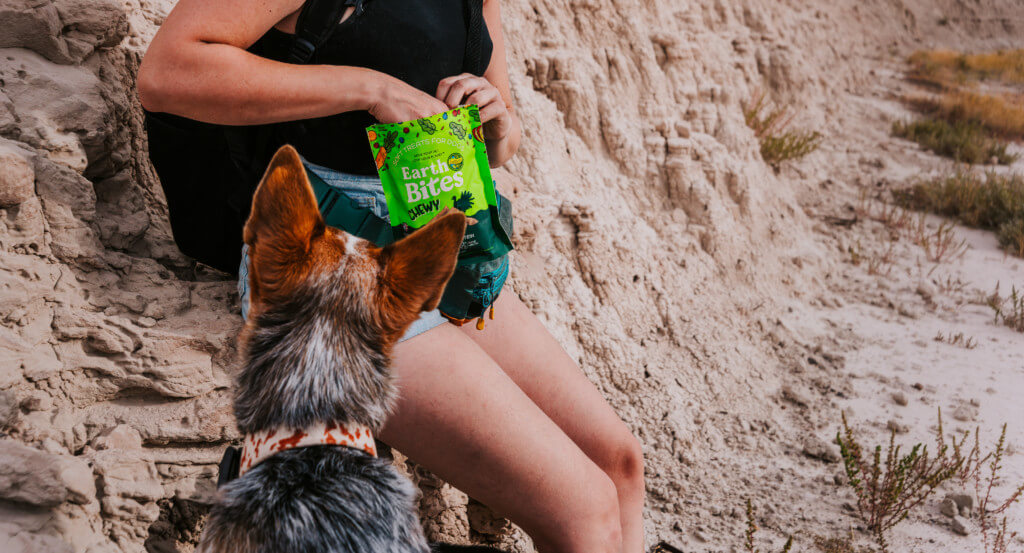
137, 0, 447, 125
435, 0, 521, 167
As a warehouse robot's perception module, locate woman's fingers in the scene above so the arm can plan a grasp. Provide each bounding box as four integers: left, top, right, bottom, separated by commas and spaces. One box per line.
435, 73, 475, 104
438, 74, 489, 108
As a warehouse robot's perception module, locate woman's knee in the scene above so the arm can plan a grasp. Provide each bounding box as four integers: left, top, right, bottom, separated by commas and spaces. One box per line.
536, 472, 622, 553
599, 430, 645, 495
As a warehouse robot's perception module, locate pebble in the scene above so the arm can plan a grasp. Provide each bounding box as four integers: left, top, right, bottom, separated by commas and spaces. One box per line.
892, 391, 908, 406
946, 492, 973, 516
802, 436, 841, 463
939, 497, 957, 518
886, 419, 909, 434
952, 405, 977, 422
951, 514, 972, 536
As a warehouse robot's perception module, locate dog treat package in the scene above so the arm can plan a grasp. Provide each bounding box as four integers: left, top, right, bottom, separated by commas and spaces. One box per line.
367, 105, 512, 263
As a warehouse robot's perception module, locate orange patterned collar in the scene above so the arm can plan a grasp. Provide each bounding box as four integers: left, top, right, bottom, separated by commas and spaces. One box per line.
239, 420, 377, 475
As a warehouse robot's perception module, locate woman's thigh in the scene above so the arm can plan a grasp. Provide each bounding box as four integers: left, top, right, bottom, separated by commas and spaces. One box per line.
458, 293, 639, 474
380, 323, 620, 549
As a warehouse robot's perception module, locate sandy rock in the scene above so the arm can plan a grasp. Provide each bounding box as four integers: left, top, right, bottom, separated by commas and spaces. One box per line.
939, 497, 957, 518
0, 140, 35, 206
781, 384, 810, 406
891, 391, 908, 406
946, 492, 973, 517
950, 514, 973, 536
0, 439, 95, 507
952, 404, 977, 422
91, 424, 143, 450
886, 419, 909, 434
802, 436, 841, 463
0, 0, 128, 64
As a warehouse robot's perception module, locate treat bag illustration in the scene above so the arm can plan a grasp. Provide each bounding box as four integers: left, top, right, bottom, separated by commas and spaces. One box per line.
367, 105, 511, 262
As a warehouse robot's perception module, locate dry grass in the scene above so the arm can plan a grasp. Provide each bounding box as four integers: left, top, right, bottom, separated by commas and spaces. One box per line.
743, 90, 822, 166
905, 90, 1024, 141
891, 118, 1016, 165
909, 49, 1024, 87
744, 499, 794, 553
894, 170, 1024, 257
987, 283, 1024, 333
933, 330, 978, 349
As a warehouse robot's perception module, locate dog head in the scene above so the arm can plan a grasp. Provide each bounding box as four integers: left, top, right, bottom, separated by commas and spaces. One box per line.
234, 145, 465, 433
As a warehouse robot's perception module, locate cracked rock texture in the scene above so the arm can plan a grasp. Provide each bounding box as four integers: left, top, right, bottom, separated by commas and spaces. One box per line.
0, 0, 1020, 551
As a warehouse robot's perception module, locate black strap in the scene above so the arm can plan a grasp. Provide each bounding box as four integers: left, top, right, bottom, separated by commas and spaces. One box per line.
463, 0, 485, 74
288, 0, 365, 63
306, 168, 394, 246
217, 446, 241, 487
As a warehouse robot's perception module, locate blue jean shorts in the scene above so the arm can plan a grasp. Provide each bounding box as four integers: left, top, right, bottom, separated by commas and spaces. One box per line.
237, 158, 448, 341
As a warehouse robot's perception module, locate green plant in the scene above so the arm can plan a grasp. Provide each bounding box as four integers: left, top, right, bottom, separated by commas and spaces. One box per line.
836, 412, 962, 551
744, 499, 794, 553
975, 425, 1024, 553
891, 118, 1016, 165
743, 90, 823, 165
987, 283, 1024, 332
895, 170, 1024, 257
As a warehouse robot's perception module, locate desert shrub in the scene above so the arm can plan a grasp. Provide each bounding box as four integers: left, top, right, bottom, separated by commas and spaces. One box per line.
908, 49, 1024, 87
836, 412, 961, 551
743, 91, 822, 165
894, 170, 1024, 257
997, 218, 1024, 257
987, 283, 1024, 333
891, 118, 1016, 165
943, 418, 1024, 553
905, 90, 1024, 140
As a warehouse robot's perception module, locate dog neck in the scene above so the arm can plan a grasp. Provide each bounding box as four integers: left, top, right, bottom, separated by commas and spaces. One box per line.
239, 420, 377, 475
233, 275, 398, 437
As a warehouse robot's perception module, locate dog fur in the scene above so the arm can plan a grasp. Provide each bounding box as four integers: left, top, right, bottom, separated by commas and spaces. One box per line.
196, 145, 502, 553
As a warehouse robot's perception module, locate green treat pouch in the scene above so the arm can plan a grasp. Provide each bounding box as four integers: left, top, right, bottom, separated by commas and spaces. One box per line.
367, 105, 512, 263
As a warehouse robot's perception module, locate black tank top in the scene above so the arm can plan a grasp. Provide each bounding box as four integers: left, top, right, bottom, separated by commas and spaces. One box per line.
248, 0, 494, 175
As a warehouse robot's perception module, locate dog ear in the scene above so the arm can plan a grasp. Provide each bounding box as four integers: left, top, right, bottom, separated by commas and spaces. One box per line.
243, 145, 326, 304
376, 208, 466, 337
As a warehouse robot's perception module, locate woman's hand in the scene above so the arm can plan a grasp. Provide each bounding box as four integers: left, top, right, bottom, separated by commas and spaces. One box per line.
435, 73, 512, 141
368, 75, 450, 124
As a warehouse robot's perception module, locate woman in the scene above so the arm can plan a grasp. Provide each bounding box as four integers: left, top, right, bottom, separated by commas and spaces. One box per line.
138, 1, 645, 551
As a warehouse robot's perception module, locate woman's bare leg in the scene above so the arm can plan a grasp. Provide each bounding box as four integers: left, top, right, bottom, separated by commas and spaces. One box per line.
460, 294, 646, 553
382, 323, 624, 553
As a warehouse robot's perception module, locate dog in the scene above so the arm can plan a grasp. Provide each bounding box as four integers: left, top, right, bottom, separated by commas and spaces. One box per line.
197, 145, 504, 553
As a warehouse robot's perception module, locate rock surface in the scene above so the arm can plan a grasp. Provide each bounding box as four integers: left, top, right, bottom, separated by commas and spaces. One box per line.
0, 0, 1020, 551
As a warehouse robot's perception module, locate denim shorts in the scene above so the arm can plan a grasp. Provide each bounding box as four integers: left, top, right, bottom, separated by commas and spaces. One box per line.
237, 158, 448, 341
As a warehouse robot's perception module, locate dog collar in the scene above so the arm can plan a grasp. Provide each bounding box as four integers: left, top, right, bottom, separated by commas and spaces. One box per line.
239, 420, 377, 475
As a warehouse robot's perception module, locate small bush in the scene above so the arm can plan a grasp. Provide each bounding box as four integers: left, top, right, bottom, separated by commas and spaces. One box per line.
891, 118, 1016, 165
987, 283, 1024, 333
743, 91, 823, 165
836, 412, 961, 551
905, 90, 1024, 140
894, 170, 1024, 257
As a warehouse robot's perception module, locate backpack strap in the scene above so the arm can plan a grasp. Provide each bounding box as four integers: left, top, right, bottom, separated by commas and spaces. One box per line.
305, 168, 395, 246
463, 0, 485, 75
288, 0, 364, 63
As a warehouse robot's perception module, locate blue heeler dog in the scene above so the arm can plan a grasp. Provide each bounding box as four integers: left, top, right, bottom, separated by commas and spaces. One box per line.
197, 145, 505, 553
